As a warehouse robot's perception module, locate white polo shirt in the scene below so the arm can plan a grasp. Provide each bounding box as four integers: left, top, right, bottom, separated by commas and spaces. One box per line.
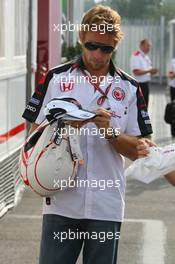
168, 58, 175, 88
130, 50, 151, 83
23, 57, 152, 222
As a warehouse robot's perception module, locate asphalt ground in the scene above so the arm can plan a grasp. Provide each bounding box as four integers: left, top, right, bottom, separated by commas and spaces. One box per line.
0, 84, 175, 264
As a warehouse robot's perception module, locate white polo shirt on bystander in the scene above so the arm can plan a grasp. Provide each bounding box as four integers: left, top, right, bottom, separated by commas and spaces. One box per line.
168, 58, 175, 88
130, 50, 151, 83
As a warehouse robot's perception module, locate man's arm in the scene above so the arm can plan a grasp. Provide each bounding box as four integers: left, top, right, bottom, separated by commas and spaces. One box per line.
108, 134, 155, 161
108, 133, 148, 161
92, 109, 152, 161
133, 68, 158, 76
133, 69, 150, 76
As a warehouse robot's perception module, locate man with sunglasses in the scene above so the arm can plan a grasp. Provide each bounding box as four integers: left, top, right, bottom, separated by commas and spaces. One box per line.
22, 5, 153, 264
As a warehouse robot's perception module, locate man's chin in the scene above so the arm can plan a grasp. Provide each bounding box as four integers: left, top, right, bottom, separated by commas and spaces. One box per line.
90, 63, 105, 70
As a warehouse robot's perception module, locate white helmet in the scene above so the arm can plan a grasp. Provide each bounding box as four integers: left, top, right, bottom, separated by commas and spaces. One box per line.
19, 97, 96, 197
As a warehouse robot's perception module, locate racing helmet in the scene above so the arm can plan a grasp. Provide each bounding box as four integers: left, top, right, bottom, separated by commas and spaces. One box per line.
19, 97, 96, 196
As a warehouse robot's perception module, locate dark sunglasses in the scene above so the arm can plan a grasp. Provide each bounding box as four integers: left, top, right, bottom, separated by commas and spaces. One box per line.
84, 42, 115, 54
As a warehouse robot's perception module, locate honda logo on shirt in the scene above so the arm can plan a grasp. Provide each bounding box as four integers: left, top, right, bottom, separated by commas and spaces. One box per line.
60, 81, 74, 92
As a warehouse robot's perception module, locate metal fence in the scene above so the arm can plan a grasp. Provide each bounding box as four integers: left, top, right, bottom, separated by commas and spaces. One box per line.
0, 147, 25, 218
115, 17, 169, 83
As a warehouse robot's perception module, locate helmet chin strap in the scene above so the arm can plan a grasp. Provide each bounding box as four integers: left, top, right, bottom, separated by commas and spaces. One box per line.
69, 133, 84, 164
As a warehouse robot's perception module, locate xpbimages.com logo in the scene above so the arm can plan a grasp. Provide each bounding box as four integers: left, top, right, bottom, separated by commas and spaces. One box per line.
52, 74, 121, 87
53, 21, 120, 35
53, 178, 121, 191
53, 229, 120, 243
53, 126, 120, 139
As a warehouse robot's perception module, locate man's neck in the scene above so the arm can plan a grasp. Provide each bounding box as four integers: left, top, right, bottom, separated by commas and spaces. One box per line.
82, 56, 110, 79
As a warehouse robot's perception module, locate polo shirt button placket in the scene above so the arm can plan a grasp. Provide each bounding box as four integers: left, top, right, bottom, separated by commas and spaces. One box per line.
84, 134, 94, 218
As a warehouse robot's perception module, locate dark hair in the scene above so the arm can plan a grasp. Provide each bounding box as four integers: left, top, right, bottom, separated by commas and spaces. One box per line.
140, 39, 149, 46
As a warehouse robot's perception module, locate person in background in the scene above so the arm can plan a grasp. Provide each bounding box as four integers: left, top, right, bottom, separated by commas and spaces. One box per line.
130, 39, 159, 108
168, 57, 175, 101
164, 58, 175, 136
167, 57, 175, 136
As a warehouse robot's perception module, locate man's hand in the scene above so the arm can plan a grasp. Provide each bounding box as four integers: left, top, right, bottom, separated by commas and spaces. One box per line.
66, 108, 113, 138
92, 108, 112, 137
136, 138, 156, 158
65, 120, 89, 129
149, 68, 159, 75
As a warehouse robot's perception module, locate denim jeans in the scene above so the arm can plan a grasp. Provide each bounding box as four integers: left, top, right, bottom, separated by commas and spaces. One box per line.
39, 214, 121, 264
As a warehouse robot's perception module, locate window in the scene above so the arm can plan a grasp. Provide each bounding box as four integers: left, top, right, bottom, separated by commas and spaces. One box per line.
14, 0, 28, 56
0, 0, 5, 58
0, 0, 29, 77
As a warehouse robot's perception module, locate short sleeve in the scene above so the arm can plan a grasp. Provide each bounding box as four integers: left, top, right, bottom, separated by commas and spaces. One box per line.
169, 59, 174, 72
125, 85, 152, 136
130, 55, 141, 72
22, 71, 53, 124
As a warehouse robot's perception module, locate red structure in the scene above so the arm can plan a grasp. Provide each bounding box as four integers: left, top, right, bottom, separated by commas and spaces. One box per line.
36, 0, 61, 86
